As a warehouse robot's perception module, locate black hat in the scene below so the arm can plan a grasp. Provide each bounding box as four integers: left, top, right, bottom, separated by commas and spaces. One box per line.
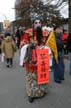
5, 33, 11, 37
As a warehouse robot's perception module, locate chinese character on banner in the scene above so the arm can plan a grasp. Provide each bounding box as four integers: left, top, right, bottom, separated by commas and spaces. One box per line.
36, 49, 50, 85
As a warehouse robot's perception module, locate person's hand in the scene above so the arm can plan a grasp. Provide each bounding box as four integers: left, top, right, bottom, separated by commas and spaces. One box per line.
64, 45, 66, 48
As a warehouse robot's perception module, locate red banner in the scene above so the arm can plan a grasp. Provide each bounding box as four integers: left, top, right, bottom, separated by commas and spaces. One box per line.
36, 49, 50, 85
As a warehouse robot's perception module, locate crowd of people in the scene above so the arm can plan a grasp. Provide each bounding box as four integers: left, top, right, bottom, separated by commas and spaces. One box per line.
0, 16, 70, 103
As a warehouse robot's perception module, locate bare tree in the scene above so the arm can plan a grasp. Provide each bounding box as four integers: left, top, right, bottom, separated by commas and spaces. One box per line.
15, 0, 68, 26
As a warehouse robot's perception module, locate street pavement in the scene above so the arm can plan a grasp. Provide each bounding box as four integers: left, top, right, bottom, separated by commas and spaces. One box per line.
0, 51, 71, 108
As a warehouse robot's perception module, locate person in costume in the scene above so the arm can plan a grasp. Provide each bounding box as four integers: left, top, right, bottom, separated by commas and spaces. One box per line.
20, 16, 52, 102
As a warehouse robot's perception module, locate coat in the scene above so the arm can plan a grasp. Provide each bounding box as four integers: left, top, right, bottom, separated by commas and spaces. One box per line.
1, 36, 17, 58
55, 33, 64, 52
61, 33, 68, 45
66, 34, 71, 52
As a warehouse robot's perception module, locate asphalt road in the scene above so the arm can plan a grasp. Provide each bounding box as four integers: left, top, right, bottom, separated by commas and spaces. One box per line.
0, 51, 71, 108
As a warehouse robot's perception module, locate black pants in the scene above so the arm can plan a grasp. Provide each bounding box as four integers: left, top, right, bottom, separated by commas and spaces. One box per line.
6, 58, 13, 65
64, 48, 68, 55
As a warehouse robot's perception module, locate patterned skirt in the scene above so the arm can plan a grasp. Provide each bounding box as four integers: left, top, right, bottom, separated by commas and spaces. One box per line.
25, 62, 48, 98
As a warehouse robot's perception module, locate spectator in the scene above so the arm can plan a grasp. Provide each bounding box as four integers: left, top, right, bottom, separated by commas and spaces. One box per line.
53, 26, 65, 83
66, 33, 71, 75
1, 33, 17, 68
61, 30, 68, 55
15, 27, 24, 49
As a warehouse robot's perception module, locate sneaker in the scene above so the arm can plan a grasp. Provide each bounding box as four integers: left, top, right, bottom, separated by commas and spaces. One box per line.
6, 65, 9, 68
61, 78, 65, 80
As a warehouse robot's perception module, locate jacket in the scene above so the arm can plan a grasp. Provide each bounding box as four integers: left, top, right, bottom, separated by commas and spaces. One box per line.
55, 33, 64, 52
1, 36, 17, 58
66, 35, 71, 52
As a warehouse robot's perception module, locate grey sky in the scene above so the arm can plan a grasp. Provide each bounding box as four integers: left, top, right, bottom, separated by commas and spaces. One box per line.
0, 0, 15, 22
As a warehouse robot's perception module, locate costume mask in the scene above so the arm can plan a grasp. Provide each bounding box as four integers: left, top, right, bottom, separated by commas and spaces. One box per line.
34, 20, 41, 30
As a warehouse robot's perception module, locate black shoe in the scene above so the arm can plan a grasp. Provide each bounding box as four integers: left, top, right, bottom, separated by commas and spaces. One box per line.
6, 65, 9, 67
55, 80, 61, 84
28, 96, 34, 103
61, 78, 65, 80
